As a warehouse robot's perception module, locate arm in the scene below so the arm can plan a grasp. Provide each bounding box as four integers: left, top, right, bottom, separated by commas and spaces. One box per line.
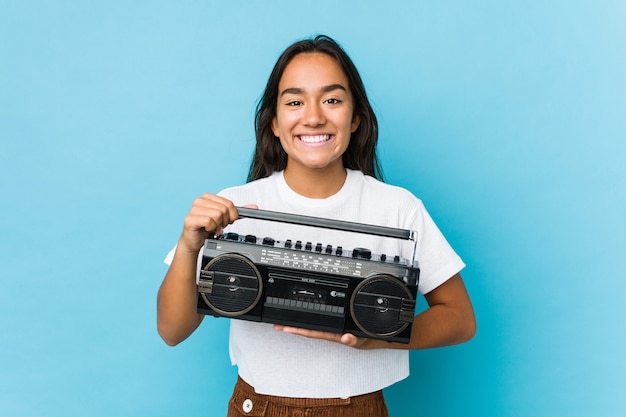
156, 194, 240, 346
275, 273, 476, 350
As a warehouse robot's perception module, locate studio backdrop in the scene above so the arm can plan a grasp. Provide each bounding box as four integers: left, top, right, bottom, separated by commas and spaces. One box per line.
1, 1, 625, 416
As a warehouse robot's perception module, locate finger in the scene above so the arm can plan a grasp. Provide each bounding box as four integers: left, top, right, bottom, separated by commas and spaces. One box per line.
191, 195, 238, 229
274, 325, 368, 348
274, 325, 343, 344
185, 213, 222, 233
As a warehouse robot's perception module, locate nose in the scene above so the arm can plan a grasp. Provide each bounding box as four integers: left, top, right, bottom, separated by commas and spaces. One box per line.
303, 102, 325, 126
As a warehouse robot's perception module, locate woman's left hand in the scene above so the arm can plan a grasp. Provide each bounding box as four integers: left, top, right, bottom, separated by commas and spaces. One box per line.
273, 325, 372, 349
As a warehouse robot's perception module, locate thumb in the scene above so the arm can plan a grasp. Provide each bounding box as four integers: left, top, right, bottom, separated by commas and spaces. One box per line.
340, 333, 360, 347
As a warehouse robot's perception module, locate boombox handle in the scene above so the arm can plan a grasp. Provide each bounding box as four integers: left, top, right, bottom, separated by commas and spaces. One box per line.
236, 207, 418, 264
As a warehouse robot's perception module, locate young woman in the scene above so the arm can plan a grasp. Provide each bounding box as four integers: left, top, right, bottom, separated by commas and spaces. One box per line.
158, 35, 476, 417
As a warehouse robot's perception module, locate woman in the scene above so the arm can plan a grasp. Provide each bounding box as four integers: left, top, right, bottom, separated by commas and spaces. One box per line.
158, 35, 476, 416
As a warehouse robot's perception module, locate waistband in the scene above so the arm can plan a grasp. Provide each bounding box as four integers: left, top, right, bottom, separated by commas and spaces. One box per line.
234, 376, 384, 407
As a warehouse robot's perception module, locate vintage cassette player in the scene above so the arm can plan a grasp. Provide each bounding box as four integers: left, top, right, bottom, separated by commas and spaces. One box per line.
197, 207, 420, 343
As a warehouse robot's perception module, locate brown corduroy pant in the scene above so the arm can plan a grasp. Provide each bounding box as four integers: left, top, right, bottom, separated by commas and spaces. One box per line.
227, 376, 389, 417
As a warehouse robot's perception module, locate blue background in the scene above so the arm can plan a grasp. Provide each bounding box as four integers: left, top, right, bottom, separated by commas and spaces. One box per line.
2, 1, 625, 416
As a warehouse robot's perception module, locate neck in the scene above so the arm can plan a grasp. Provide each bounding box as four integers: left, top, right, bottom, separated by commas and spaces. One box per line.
283, 164, 348, 199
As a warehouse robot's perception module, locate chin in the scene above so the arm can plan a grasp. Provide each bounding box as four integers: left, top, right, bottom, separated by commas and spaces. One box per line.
287, 154, 345, 172
304, 161, 339, 170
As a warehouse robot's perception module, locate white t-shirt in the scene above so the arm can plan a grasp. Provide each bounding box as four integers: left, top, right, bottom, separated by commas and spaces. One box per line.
165, 169, 465, 398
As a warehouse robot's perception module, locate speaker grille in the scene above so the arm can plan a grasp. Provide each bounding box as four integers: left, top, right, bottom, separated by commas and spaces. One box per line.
350, 275, 415, 338
201, 254, 262, 316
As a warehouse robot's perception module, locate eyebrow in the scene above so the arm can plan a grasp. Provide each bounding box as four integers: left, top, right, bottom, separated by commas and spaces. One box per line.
279, 84, 348, 97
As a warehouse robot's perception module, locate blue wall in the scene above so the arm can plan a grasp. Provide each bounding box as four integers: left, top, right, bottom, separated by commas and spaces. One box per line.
2, 1, 625, 416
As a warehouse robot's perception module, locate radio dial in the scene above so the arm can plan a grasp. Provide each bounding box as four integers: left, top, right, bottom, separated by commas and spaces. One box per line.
352, 247, 372, 260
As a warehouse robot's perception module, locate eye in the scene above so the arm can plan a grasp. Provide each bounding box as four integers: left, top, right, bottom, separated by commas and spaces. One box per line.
286, 100, 302, 107
326, 98, 342, 105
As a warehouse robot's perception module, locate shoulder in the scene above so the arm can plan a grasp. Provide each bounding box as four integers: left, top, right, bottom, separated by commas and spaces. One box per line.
347, 170, 426, 229
350, 170, 423, 207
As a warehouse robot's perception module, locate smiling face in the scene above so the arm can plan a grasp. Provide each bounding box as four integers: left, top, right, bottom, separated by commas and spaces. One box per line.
271, 53, 360, 177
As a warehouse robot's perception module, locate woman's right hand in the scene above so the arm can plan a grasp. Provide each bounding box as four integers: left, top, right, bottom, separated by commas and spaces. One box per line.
177, 193, 239, 254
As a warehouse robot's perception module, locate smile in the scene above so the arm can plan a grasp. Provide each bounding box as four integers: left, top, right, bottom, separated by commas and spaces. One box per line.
298, 134, 331, 144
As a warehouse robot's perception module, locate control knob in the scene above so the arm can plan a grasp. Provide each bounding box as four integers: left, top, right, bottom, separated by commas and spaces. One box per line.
352, 247, 372, 260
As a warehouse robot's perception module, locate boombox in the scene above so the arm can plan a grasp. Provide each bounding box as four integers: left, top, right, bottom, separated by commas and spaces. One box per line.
197, 207, 420, 343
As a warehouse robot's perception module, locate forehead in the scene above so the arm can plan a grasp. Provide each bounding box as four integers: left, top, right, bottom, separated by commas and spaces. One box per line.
279, 52, 350, 90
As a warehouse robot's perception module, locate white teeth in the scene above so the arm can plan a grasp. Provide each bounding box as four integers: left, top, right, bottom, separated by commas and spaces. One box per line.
299, 134, 330, 143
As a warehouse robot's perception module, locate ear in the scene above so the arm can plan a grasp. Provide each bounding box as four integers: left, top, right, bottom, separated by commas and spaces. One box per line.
351, 113, 360, 133
271, 116, 280, 137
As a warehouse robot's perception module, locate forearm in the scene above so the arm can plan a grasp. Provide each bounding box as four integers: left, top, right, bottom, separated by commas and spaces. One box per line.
157, 242, 203, 346
156, 194, 242, 345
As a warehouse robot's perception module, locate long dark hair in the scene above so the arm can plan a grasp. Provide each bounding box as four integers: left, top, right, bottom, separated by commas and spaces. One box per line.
247, 35, 383, 182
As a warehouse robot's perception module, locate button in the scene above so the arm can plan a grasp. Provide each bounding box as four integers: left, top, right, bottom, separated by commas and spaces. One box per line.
284, 239, 292, 248
224, 232, 239, 241
242, 398, 253, 413
325, 244, 333, 254
315, 243, 322, 252
352, 247, 372, 260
